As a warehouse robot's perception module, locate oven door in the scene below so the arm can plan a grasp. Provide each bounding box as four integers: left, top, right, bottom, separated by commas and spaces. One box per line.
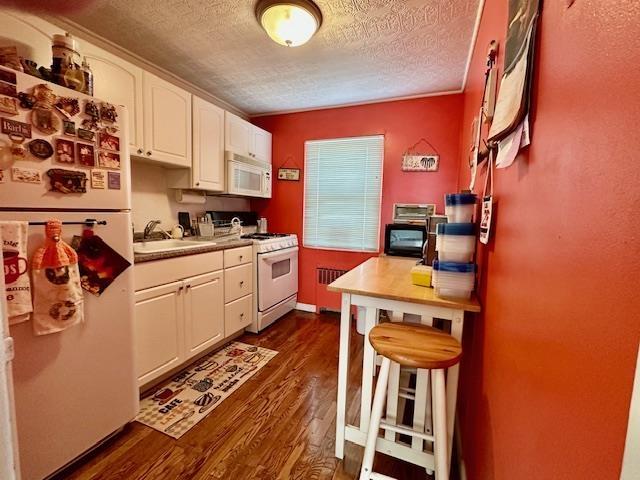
257, 246, 298, 311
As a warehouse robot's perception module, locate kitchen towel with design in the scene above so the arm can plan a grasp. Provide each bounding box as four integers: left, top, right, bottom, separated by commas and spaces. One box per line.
31, 220, 84, 335
1, 221, 33, 324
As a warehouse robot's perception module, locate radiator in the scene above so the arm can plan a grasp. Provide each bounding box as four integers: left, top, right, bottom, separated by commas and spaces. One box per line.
317, 267, 348, 285
316, 267, 348, 312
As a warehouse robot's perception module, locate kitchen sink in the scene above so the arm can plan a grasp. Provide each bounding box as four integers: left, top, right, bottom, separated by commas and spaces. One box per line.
133, 238, 216, 254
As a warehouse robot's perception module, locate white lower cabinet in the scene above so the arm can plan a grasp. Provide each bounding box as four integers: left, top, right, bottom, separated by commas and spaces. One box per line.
134, 247, 254, 387
184, 271, 224, 357
134, 281, 185, 386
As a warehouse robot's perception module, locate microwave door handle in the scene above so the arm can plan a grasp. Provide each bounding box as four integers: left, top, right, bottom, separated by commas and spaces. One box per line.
261, 247, 298, 264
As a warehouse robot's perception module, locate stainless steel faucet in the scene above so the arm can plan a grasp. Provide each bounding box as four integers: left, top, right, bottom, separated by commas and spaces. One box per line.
143, 220, 171, 239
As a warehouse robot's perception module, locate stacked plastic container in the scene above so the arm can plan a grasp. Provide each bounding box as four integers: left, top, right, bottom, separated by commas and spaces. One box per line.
432, 193, 478, 299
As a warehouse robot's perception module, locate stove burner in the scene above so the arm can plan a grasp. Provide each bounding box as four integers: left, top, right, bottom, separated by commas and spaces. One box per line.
241, 233, 290, 240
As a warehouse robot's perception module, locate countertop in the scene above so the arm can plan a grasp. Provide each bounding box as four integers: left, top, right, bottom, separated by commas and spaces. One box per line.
133, 238, 253, 264
328, 256, 481, 312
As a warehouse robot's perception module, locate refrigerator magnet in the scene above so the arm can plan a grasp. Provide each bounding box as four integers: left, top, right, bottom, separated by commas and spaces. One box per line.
84, 100, 99, 119
107, 171, 120, 190
55, 97, 80, 118
55, 138, 75, 164
11, 166, 41, 184
28, 139, 54, 160
0, 81, 17, 97
77, 128, 95, 142
100, 102, 118, 124
0, 96, 18, 116
0, 69, 16, 85
90, 169, 106, 189
1, 117, 31, 138
47, 168, 87, 194
97, 150, 120, 169
63, 120, 76, 136
31, 106, 61, 135
98, 132, 119, 152
77, 142, 95, 166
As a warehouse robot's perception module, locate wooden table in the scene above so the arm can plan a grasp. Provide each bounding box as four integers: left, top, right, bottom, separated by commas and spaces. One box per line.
328, 257, 480, 473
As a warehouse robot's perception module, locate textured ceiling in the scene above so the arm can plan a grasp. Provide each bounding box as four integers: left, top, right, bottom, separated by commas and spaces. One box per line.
64, 0, 480, 115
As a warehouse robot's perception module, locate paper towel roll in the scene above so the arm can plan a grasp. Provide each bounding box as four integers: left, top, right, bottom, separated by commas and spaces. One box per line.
175, 190, 206, 204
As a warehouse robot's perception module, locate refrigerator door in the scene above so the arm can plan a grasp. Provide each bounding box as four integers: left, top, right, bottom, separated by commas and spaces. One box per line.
0, 248, 19, 480
0, 211, 138, 480
0, 68, 131, 211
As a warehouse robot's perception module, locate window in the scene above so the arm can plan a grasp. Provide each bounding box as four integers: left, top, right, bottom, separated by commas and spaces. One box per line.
303, 135, 384, 252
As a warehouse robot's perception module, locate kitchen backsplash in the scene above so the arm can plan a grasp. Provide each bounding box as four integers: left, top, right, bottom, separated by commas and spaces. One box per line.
131, 161, 249, 231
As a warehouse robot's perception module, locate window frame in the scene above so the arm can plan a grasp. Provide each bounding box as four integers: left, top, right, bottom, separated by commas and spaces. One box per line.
302, 134, 384, 253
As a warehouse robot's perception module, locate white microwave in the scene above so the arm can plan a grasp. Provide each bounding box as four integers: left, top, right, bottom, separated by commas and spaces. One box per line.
226, 151, 272, 198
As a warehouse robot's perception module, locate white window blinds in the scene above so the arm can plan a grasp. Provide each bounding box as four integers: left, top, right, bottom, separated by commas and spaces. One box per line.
303, 135, 384, 252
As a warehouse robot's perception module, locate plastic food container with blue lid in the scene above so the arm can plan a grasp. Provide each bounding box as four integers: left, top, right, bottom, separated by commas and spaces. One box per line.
432, 260, 476, 299
435, 223, 476, 262
445, 193, 477, 223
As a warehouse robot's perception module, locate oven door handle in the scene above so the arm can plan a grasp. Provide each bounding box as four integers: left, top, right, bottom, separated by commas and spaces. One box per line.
260, 246, 299, 264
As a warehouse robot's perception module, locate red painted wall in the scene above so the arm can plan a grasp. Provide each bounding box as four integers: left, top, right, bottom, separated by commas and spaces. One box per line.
252, 95, 464, 307
456, 1, 640, 479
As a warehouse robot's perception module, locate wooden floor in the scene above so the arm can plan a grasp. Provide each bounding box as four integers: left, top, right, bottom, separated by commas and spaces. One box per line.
58, 311, 433, 480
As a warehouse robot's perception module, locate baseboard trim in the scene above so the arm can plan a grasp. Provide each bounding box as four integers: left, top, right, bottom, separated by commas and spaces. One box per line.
295, 302, 317, 313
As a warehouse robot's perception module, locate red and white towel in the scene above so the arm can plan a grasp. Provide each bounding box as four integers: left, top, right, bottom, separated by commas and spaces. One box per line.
1, 221, 33, 324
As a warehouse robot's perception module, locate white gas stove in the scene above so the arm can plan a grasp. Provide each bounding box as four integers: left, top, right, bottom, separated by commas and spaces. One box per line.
241, 233, 299, 333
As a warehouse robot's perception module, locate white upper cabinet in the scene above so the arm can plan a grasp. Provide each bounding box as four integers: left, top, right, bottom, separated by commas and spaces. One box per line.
225, 111, 272, 164
142, 72, 192, 168
252, 126, 272, 164
192, 96, 225, 191
82, 44, 144, 151
225, 111, 252, 158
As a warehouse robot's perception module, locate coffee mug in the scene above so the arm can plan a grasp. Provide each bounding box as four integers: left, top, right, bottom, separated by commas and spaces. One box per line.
3, 250, 27, 284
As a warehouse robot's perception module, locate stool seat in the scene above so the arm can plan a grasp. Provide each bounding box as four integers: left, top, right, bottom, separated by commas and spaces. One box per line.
369, 322, 462, 370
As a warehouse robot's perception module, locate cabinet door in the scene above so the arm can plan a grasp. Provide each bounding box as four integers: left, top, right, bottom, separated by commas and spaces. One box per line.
192, 96, 225, 191
184, 271, 224, 358
251, 125, 272, 164
142, 72, 192, 167
83, 44, 144, 152
134, 281, 185, 386
224, 111, 251, 158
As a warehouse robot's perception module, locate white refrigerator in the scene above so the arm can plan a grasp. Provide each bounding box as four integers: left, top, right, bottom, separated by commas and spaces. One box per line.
0, 69, 138, 480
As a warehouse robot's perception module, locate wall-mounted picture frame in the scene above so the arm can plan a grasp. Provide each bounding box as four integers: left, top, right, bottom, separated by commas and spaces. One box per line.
401, 154, 439, 172
278, 167, 300, 181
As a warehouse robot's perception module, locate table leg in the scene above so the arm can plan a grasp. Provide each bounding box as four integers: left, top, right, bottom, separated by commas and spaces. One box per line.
335, 293, 352, 459
359, 305, 379, 433
385, 311, 402, 441
446, 310, 464, 466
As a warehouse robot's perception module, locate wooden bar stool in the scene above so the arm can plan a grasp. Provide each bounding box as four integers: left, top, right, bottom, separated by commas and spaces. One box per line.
359, 323, 462, 480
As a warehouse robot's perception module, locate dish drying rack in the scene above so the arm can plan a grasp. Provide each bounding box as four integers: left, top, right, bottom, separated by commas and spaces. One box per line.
198, 217, 244, 241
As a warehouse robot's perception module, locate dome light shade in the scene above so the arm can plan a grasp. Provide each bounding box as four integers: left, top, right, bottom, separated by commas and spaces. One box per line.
256, 0, 323, 47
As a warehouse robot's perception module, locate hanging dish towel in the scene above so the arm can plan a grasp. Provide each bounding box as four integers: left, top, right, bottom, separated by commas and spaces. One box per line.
31, 220, 84, 335
1, 221, 33, 324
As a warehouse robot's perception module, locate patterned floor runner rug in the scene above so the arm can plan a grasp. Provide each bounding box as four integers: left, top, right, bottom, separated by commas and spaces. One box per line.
136, 341, 277, 438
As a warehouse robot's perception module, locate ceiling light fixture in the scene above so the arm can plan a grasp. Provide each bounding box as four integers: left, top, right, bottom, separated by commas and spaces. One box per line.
255, 0, 323, 47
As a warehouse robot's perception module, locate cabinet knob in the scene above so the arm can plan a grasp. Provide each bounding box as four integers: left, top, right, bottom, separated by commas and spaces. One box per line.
239, 255, 243, 260
137, 148, 143, 154
240, 313, 244, 318
240, 281, 244, 286
146, 151, 152, 156
186, 284, 191, 290
196, 182, 200, 186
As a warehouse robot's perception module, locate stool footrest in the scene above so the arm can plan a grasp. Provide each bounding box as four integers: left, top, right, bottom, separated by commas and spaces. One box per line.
379, 420, 435, 442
